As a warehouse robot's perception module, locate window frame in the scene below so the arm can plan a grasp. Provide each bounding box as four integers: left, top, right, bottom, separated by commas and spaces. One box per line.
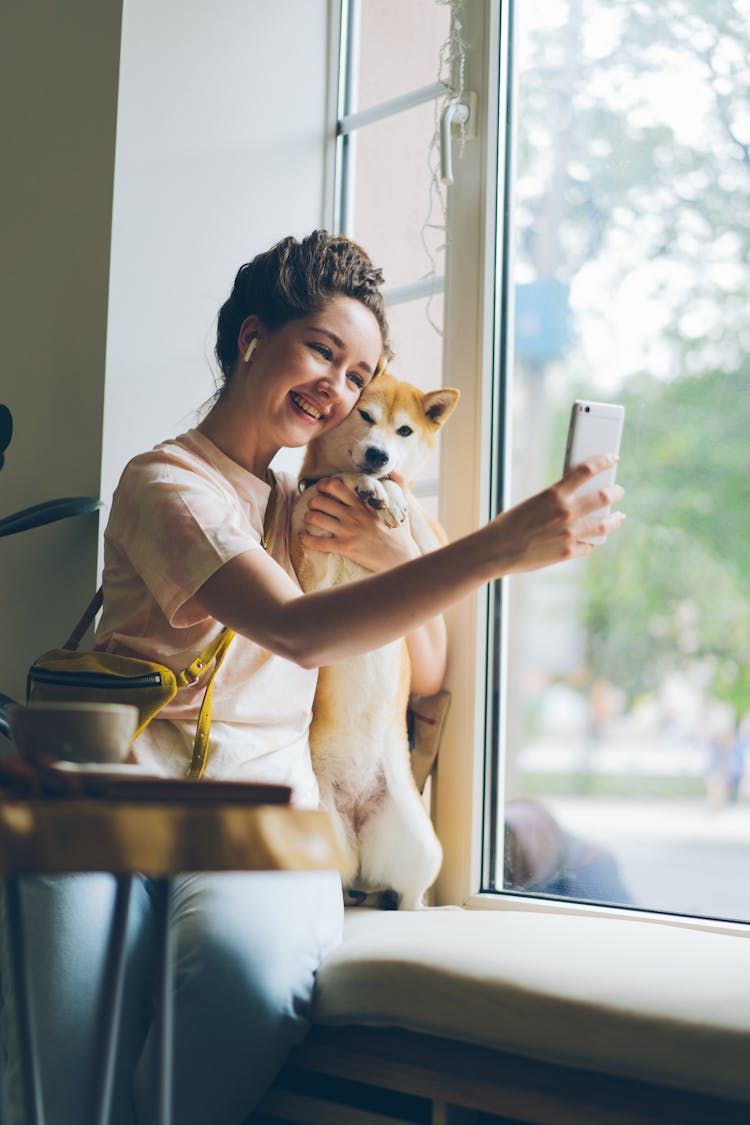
324, 0, 506, 908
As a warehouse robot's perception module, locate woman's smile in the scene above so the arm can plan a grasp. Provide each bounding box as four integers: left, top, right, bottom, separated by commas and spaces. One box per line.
289, 390, 326, 422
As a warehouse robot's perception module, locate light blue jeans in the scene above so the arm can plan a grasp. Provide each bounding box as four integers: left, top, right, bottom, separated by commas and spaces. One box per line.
0, 871, 343, 1125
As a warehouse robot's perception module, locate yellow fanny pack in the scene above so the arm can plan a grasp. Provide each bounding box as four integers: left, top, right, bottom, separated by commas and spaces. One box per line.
27, 597, 234, 779
26, 471, 277, 779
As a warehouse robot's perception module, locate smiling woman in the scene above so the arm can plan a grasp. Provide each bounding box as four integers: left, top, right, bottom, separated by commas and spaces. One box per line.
1, 228, 625, 1125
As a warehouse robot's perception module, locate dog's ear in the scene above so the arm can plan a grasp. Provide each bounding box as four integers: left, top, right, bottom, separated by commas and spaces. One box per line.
422, 388, 460, 429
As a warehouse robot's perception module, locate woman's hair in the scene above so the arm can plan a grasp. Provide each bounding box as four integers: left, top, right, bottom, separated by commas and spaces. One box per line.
214, 230, 392, 384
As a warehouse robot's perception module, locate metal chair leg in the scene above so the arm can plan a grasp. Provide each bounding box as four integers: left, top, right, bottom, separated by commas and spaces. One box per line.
92, 875, 134, 1125
152, 878, 175, 1125
4, 877, 45, 1125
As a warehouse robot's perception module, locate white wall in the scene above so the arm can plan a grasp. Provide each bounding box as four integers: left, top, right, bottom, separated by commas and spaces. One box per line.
1, 0, 331, 705
102, 0, 331, 511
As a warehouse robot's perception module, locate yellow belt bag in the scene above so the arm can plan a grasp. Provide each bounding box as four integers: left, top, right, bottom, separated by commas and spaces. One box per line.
26, 472, 277, 780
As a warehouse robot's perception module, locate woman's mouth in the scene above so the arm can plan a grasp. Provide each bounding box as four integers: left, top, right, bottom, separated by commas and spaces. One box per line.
290, 392, 323, 421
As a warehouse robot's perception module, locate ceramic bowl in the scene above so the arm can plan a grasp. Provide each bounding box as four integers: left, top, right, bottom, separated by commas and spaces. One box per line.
9, 702, 139, 765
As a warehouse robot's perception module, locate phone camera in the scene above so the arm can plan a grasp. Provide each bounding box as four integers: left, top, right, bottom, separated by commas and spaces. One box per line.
585, 405, 590, 412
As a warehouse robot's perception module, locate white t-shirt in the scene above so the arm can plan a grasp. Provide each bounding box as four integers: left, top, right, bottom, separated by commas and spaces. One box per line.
95, 429, 319, 807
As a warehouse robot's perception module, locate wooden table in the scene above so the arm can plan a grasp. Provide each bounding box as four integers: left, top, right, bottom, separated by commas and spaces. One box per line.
0, 774, 345, 1125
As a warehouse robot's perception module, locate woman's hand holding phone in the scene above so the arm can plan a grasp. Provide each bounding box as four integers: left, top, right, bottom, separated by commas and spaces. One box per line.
485, 452, 625, 576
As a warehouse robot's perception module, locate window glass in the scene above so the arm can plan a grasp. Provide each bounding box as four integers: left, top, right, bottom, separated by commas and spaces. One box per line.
350, 101, 445, 291
356, 0, 451, 111
498, 0, 750, 922
387, 293, 444, 393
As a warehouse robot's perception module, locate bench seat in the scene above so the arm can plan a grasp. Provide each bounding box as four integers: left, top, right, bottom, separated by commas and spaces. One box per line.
261, 906, 750, 1124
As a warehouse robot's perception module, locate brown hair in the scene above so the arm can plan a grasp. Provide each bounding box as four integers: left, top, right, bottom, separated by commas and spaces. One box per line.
214, 230, 392, 385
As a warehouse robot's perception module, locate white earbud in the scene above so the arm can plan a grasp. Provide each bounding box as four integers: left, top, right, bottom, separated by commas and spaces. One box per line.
243, 338, 258, 363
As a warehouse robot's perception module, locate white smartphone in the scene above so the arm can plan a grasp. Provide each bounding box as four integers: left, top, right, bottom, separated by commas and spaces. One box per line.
563, 399, 625, 544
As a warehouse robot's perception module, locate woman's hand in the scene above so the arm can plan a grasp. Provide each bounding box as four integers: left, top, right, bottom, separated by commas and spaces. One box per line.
487, 453, 625, 576
298, 476, 421, 572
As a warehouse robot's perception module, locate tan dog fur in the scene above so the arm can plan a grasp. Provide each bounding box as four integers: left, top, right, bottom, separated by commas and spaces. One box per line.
291, 372, 459, 909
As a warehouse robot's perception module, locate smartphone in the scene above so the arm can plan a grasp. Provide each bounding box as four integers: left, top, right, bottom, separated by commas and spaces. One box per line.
563, 399, 625, 544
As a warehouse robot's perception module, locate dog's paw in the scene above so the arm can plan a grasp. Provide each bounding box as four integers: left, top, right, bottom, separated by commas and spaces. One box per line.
354, 477, 405, 529
354, 483, 386, 510
379, 480, 408, 528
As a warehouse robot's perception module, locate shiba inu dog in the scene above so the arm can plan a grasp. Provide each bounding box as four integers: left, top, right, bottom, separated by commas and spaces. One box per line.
291, 371, 459, 909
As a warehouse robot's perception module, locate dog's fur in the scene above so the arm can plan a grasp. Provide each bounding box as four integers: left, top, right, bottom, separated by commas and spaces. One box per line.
291, 372, 459, 909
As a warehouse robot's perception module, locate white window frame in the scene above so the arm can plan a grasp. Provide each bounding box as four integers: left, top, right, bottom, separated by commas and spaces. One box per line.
323, 0, 504, 908
429, 0, 506, 908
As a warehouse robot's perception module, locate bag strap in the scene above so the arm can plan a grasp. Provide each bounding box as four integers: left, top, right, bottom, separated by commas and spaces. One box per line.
185, 468, 277, 778
64, 587, 104, 650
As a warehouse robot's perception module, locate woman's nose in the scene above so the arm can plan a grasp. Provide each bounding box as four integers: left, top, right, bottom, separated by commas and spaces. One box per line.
317, 365, 347, 397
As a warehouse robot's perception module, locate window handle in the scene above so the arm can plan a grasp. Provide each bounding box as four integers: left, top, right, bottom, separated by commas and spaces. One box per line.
440, 93, 476, 186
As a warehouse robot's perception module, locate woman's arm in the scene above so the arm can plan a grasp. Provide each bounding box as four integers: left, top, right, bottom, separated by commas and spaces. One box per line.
195, 455, 624, 669
299, 475, 447, 692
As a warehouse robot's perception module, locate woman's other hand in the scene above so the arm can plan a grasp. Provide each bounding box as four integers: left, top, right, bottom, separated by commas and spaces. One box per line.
298, 476, 421, 572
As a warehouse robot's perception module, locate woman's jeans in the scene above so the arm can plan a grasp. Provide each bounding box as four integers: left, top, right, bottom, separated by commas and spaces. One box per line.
0, 870, 343, 1125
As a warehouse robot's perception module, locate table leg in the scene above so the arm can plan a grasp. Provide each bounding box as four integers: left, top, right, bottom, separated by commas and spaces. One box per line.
152, 878, 175, 1125
92, 875, 134, 1125
4, 876, 45, 1125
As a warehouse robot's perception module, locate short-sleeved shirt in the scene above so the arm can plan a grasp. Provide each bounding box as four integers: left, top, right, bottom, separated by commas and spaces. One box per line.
95, 429, 319, 807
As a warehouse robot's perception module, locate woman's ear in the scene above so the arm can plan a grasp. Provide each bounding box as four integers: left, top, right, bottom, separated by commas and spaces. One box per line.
238, 315, 263, 363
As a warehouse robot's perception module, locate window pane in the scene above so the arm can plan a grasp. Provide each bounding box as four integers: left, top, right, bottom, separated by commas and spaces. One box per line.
387, 293, 444, 394
349, 100, 445, 291
497, 0, 750, 922
355, 0, 450, 111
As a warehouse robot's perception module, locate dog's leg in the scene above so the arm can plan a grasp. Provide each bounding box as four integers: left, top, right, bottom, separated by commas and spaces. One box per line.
315, 776, 360, 886
356, 764, 443, 910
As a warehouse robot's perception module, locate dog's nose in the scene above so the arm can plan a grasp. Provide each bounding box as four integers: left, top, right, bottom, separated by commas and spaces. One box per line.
364, 446, 389, 469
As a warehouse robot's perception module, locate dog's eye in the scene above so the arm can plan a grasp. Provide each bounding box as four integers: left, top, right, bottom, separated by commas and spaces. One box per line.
358, 409, 375, 425
397, 425, 413, 437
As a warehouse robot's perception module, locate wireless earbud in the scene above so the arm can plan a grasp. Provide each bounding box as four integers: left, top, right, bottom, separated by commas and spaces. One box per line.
243, 338, 258, 364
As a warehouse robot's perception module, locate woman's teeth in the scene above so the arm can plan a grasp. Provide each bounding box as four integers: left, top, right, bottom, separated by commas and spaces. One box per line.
291, 392, 322, 420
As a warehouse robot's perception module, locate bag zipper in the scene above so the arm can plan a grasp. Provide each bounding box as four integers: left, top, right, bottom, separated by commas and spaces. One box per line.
28, 668, 164, 689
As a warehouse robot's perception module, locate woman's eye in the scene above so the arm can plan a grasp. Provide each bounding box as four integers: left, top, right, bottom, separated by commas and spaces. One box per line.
347, 372, 365, 389
311, 343, 332, 360
358, 409, 375, 425
397, 425, 413, 437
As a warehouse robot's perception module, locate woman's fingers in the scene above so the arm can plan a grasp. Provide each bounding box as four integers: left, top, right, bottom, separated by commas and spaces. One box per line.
575, 508, 627, 542
560, 452, 619, 495
576, 481, 625, 519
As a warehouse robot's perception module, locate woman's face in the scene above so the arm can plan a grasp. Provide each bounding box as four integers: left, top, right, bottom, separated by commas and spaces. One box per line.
241, 295, 383, 450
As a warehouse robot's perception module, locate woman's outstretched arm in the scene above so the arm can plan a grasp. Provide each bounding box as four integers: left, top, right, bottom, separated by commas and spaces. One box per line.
196, 455, 624, 669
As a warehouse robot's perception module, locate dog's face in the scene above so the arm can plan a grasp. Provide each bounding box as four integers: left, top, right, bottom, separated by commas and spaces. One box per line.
302, 371, 460, 480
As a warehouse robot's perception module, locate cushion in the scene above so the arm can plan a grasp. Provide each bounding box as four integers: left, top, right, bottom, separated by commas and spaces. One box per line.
313, 907, 750, 1102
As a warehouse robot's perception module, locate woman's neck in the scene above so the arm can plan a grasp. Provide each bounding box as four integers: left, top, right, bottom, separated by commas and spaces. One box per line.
197, 396, 276, 478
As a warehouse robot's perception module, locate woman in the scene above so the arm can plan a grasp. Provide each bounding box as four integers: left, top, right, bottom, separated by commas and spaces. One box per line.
0, 231, 624, 1125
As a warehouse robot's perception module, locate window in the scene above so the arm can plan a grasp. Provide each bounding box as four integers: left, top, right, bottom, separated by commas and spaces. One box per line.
334, 0, 750, 925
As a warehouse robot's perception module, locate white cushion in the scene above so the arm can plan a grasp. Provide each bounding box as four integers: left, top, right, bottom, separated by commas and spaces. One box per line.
313, 907, 750, 1102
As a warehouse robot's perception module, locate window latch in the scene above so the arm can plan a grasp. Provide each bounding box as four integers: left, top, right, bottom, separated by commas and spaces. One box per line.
440, 92, 477, 186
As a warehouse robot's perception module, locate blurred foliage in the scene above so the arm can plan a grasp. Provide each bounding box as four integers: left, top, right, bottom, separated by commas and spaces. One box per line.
517, 0, 750, 720
584, 365, 750, 711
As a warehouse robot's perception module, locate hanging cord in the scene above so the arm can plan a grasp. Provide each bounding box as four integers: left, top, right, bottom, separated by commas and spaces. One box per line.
421, 0, 468, 335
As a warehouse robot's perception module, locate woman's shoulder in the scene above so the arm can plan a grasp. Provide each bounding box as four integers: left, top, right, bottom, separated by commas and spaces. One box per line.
121, 432, 209, 475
